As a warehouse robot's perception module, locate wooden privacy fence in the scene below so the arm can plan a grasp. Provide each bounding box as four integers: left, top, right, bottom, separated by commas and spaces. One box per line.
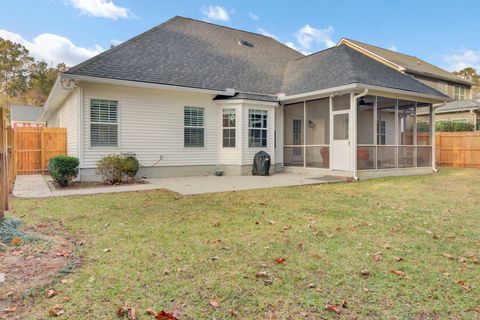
14, 127, 67, 175
436, 132, 480, 168
0, 108, 14, 218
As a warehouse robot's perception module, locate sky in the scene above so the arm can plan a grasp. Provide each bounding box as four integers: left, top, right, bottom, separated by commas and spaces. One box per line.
1, 0, 479, 72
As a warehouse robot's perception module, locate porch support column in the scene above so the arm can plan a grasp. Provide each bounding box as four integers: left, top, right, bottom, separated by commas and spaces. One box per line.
350, 92, 357, 178
431, 104, 436, 171
303, 101, 306, 168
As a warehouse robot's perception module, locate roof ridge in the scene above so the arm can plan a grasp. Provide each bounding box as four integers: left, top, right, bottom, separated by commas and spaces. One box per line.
340, 45, 362, 83
66, 16, 182, 74
343, 38, 419, 60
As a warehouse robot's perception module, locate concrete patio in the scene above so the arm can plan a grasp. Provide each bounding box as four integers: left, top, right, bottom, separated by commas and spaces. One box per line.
12, 173, 341, 198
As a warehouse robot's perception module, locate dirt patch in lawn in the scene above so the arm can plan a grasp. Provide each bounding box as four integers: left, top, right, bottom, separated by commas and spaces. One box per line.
47, 178, 148, 191
0, 223, 80, 319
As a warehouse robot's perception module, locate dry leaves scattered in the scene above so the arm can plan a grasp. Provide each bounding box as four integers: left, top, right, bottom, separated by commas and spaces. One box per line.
117, 307, 137, 320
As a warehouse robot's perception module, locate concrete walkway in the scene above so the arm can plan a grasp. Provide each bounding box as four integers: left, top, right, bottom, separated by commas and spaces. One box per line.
13, 173, 338, 198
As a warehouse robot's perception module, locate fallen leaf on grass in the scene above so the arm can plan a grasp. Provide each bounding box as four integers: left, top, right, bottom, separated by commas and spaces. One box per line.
46, 289, 59, 298
455, 280, 472, 291
372, 252, 382, 261
274, 258, 286, 264
209, 300, 220, 308
11, 250, 23, 256
146, 309, 179, 320
117, 307, 137, 320
264, 279, 273, 286
391, 270, 406, 277
255, 271, 269, 278
393, 256, 403, 261
60, 279, 73, 284
442, 253, 454, 260
48, 308, 64, 317
10, 237, 21, 246
55, 251, 71, 257
360, 269, 370, 276
324, 304, 340, 314
383, 243, 391, 249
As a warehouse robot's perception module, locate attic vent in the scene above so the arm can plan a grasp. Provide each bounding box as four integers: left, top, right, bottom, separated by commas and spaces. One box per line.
238, 40, 254, 48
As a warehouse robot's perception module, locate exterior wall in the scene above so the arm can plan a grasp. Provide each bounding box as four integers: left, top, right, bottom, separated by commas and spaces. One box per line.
411, 73, 471, 100
81, 83, 221, 170
47, 89, 78, 158
77, 83, 278, 180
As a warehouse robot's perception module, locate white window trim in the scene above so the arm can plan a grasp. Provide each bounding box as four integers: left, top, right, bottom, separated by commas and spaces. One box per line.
89, 98, 120, 149
222, 108, 237, 148
454, 85, 466, 100
184, 106, 206, 148
248, 109, 268, 148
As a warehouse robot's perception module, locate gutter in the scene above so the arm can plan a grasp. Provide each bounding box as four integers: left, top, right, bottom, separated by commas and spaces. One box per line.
62, 74, 236, 96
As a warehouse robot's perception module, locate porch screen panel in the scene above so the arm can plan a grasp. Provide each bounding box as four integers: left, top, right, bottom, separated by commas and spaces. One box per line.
397, 100, 416, 168
305, 98, 329, 168
377, 97, 396, 145
284, 102, 304, 166
357, 96, 376, 169
416, 103, 432, 145
332, 94, 350, 111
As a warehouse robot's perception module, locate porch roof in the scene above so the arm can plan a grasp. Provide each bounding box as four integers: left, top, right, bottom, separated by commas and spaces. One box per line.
281, 45, 450, 101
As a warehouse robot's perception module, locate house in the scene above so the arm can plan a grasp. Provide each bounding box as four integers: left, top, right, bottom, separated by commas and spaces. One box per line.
417, 100, 480, 130
40, 16, 451, 181
11, 104, 45, 128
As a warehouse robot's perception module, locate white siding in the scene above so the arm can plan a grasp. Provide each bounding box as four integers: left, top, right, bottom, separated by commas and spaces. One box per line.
81, 84, 221, 168
47, 89, 78, 158
241, 104, 276, 165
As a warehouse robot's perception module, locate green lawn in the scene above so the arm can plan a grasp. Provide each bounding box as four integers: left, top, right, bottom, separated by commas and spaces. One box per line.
11, 168, 480, 319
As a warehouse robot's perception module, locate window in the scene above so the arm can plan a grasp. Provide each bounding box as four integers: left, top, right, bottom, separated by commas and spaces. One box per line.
333, 113, 349, 140
90, 99, 118, 147
222, 108, 236, 148
248, 109, 268, 147
454, 85, 466, 100
184, 106, 205, 147
377, 120, 386, 145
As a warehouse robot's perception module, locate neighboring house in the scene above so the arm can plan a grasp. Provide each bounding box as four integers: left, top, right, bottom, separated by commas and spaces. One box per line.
417, 100, 480, 130
11, 105, 45, 128
40, 16, 451, 181
338, 39, 474, 100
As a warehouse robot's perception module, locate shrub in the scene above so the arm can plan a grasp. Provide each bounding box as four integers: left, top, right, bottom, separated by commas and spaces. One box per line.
96, 153, 140, 184
96, 154, 124, 185
436, 121, 474, 132
121, 153, 139, 179
48, 155, 79, 187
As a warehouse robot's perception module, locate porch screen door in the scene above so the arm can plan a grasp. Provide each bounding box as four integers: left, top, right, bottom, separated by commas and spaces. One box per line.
331, 112, 351, 171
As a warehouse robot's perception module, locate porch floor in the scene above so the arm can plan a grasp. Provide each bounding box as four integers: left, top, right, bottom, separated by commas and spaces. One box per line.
12, 173, 343, 198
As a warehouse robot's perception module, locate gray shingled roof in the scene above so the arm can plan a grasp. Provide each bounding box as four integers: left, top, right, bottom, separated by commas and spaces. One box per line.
281, 45, 450, 98
342, 39, 472, 85
423, 100, 480, 115
65, 16, 449, 101
11, 105, 44, 122
66, 16, 303, 95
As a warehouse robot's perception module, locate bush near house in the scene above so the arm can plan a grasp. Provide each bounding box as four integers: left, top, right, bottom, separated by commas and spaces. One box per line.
48, 156, 79, 187
96, 153, 140, 184
417, 120, 474, 132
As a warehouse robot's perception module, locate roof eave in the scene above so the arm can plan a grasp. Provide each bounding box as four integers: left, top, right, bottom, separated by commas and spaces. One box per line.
62, 74, 237, 96
39, 76, 74, 122
405, 69, 474, 86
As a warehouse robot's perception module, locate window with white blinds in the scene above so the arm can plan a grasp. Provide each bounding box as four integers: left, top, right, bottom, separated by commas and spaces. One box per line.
90, 99, 118, 147
184, 106, 205, 147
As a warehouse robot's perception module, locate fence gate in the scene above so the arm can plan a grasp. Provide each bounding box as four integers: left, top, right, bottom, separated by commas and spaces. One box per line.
14, 127, 67, 175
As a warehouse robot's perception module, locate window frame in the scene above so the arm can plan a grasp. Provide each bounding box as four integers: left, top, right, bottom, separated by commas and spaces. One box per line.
184, 106, 205, 148
454, 85, 466, 100
90, 99, 119, 148
377, 120, 386, 145
248, 109, 268, 148
222, 108, 236, 148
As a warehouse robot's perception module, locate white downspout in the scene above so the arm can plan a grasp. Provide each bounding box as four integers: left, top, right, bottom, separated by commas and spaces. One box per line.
352, 89, 369, 181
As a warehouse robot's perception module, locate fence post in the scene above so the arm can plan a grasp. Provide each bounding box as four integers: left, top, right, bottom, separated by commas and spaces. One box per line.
41, 128, 45, 174
0, 108, 5, 219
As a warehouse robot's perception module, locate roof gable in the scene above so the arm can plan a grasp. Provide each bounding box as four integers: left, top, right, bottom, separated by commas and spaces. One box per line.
339, 38, 472, 85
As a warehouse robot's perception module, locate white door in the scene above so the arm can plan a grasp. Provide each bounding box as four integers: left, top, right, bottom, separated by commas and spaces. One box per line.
331, 112, 351, 171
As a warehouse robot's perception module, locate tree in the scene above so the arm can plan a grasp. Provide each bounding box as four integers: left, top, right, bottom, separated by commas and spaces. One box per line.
453, 67, 480, 101
26, 62, 67, 106
0, 38, 33, 105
